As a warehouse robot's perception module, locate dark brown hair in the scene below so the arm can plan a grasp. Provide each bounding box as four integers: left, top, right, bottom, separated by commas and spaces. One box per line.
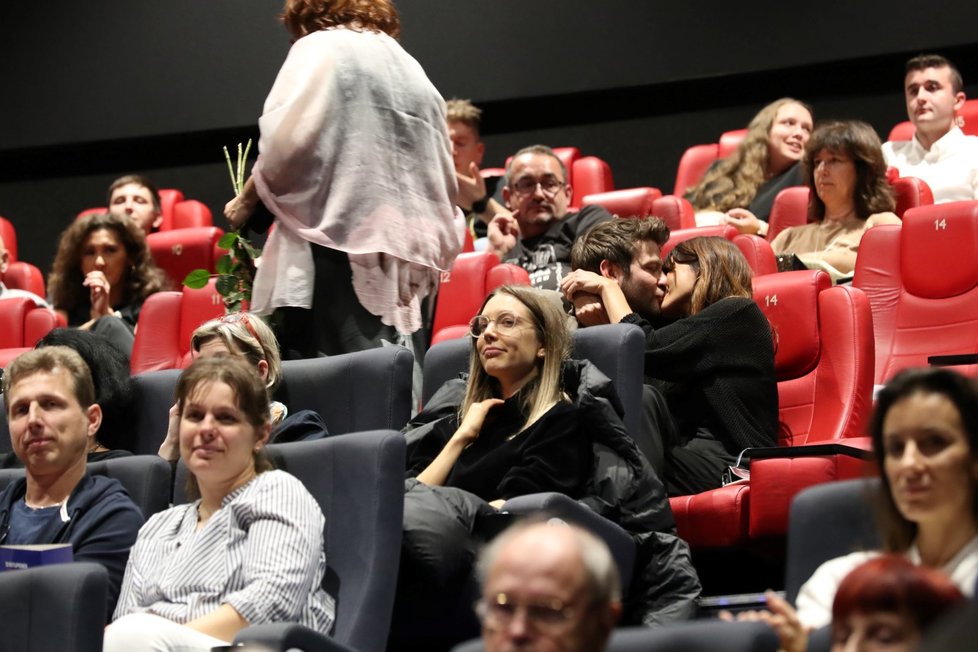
281, 0, 400, 40
107, 174, 161, 214
906, 54, 963, 94
663, 236, 753, 315
870, 367, 978, 551
48, 213, 170, 314
176, 356, 275, 499
571, 217, 670, 276
803, 121, 895, 221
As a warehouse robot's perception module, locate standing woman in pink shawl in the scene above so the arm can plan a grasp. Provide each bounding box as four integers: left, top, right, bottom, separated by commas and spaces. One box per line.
225, 0, 463, 359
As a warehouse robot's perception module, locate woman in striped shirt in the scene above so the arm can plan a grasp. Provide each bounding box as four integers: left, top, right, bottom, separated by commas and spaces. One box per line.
104, 356, 335, 651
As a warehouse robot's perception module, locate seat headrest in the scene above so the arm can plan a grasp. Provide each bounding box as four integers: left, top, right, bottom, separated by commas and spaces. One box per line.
902, 202, 978, 298
753, 270, 830, 380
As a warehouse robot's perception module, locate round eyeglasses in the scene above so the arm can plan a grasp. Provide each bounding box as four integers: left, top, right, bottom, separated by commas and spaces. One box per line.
475, 592, 576, 633
468, 312, 524, 338
510, 177, 566, 198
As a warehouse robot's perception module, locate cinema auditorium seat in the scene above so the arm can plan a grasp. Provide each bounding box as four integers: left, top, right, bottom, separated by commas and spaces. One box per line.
0, 297, 65, 368
853, 200, 978, 383
129, 278, 225, 374
669, 270, 875, 549
431, 251, 530, 345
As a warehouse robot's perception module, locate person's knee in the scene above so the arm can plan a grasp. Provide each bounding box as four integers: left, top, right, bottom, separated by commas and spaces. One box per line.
104, 613, 167, 652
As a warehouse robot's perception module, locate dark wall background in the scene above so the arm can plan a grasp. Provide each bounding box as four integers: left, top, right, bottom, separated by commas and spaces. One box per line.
2, 0, 977, 272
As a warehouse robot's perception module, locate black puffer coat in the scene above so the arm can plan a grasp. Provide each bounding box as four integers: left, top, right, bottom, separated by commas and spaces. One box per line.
403, 359, 701, 626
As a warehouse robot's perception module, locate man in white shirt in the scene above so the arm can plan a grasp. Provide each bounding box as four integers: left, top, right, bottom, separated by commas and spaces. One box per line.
882, 54, 978, 203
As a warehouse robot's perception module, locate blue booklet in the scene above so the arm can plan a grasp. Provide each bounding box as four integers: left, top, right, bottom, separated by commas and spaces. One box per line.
0, 544, 73, 571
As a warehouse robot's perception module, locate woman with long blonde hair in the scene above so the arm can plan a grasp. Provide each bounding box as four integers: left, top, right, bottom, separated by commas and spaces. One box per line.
686, 98, 813, 235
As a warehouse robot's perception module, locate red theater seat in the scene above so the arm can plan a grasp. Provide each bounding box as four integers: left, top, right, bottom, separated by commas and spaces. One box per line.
767, 187, 811, 243
0, 217, 17, 260
1, 262, 45, 298
854, 200, 978, 383
669, 270, 875, 548
130, 279, 226, 374
662, 225, 776, 277
650, 195, 697, 232
571, 157, 614, 208
0, 297, 66, 367
170, 200, 213, 230
673, 129, 748, 196
431, 252, 530, 345
581, 187, 663, 219
146, 227, 227, 287
891, 176, 934, 216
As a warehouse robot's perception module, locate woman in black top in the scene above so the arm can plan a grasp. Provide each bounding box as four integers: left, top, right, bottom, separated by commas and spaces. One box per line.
563, 236, 779, 495
408, 285, 590, 506
48, 213, 168, 355
685, 98, 813, 234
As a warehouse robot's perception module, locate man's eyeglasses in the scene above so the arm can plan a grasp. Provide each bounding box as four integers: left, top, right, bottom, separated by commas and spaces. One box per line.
475, 592, 576, 632
510, 177, 566, 198
468, 312, 524, 338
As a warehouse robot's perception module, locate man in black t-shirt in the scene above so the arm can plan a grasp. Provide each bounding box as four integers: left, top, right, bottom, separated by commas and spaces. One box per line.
488, 145, 613, 290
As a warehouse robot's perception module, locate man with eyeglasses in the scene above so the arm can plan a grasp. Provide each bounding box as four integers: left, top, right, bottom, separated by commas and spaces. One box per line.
476, 519, 622, 652
489, 145, 613, 291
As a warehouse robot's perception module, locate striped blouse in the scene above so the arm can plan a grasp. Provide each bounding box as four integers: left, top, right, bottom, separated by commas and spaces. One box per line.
113, 470, 335, 634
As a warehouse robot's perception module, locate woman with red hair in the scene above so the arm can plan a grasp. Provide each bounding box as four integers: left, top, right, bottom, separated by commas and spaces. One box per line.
225, 0, 462, 360
830, 555, 965, 652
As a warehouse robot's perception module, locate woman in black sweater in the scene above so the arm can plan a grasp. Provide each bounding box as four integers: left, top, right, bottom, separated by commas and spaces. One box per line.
407, 285, 590, 505
563, 236, 779, 495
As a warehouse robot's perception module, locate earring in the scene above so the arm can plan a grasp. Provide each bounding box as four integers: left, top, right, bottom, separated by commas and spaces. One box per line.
956, 115, 966, 129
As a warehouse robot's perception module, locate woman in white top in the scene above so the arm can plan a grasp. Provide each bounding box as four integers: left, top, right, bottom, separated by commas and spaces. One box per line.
737, 367, 978, 652
105, 356, 334, 651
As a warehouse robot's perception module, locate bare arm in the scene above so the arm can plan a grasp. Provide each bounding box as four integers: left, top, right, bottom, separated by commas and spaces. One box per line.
185, 603, 249, 642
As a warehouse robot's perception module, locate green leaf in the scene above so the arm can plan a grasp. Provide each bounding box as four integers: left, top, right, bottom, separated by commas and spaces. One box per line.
215, 274, 239, 296
182, 269, 212, 289
215, 254, 233, 275
218, 232, 239, 249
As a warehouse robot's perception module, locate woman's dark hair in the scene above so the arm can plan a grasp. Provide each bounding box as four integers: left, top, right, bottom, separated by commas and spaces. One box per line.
36, 328, 135, 452
663, 236, 753, 316
176, 356, 274, 500
870, 367, 978, 551
803, 121, 896, 222
48, 213, 170, 314
832, 555, 965, 635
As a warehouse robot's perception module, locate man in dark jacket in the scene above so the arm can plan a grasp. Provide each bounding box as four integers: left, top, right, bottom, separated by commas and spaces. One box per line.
488, 145, 614, 290
0, 347, 144, 615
